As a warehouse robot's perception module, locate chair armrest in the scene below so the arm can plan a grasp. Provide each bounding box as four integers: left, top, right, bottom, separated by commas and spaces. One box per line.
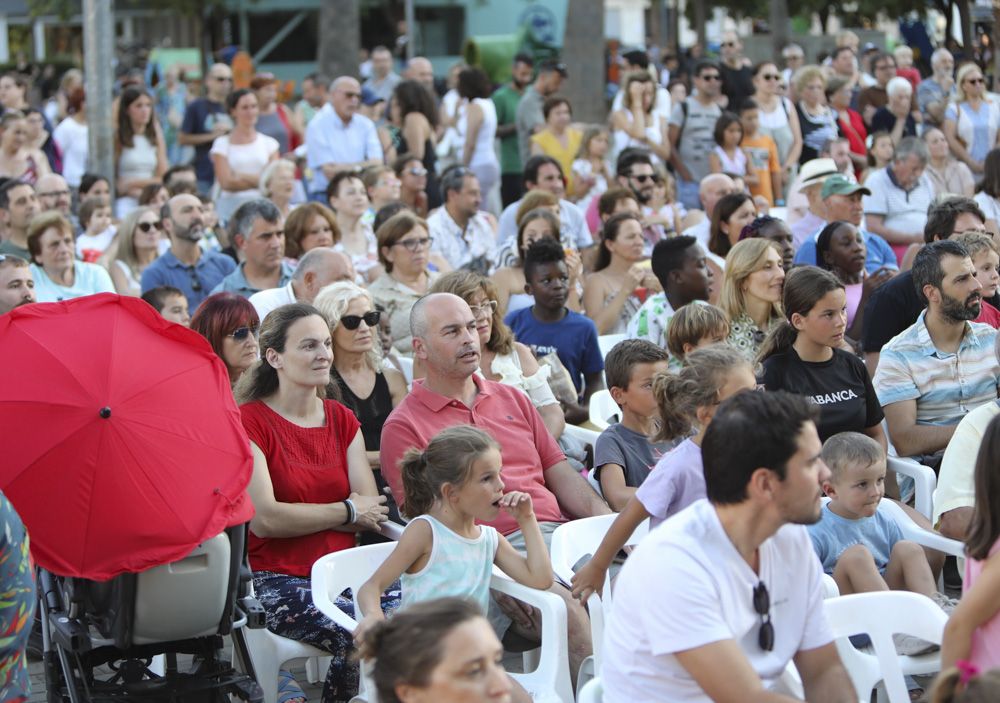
563, 424, 600, 446
878, 499, 965, 559
888, 457, 936, 520
310, 560, 358, 634
378, 521, 406, 541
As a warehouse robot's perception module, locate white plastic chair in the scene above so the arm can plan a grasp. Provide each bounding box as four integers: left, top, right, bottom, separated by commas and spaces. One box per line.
549, 515, 649, 695
588, 390, 620, 431
396, 356, 414, 388
597, 334, 626, 360
578, 676, 603, 703
311, 543, 575, 703
824, 591, 947, 703
887, 456, 936, 521
769, 206, 788, 222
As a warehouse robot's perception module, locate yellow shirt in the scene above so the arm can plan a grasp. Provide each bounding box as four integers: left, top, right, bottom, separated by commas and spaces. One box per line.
531, 127, 583, 192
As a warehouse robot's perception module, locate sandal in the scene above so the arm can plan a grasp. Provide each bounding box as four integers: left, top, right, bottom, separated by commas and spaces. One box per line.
277, 668, 306, 703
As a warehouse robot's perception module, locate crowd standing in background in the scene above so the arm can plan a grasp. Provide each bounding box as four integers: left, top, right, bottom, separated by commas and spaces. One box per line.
8, 30, 1000, 703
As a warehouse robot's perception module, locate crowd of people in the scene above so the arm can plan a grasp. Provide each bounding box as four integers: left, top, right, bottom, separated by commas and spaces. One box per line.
6, 29, 1000, 703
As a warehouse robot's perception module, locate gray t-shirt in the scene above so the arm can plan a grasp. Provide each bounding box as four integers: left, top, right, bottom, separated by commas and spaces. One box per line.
516, 86, 545, 166
594, 422, 674, 489
668, 97, 722, 183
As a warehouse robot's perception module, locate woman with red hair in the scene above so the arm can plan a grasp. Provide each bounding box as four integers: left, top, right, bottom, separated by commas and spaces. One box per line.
190, 292, 260, 386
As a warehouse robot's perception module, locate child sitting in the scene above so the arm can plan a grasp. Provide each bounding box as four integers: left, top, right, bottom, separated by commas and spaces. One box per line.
739, 98, 782, 207
666, 301, 730, 368
594, 340, 672, 510
75, 196, 115, 261
140, 285, 190, 326
505, 238, 605, 424
355, 425, 551, 703
570, 345, 756, 602
809, 432, 956, 654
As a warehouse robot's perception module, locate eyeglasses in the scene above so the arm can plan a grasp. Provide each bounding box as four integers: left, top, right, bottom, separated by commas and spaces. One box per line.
762, 74, 781, 81
394, 236, 433, 252
469, 300, 498, 318
136, 221, 163, 233
966, 78, 985, 85
407, 167, 428, 176
629, 173, 661, 184
721, 41, 737, 48
340, 310, 381, 330
211, 76, 233, 82
226, 326, 258, 341
753, 582, 775, 651
186, 267, 202, 292
340, 91, 362, 99
700, 74, 722, 81
38, 189, 71, 198
875, 64, 896, 71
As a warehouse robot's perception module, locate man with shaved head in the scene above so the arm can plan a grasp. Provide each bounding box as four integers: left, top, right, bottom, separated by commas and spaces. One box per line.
180, 62, 233, 194
248, 248, 356, 322
381, 292, 610, 683
305, 76, 384, 201
405, 57, 435, 92
681, 173, 736, 250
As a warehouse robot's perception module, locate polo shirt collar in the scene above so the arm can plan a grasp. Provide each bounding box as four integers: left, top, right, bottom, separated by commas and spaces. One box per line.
163, 248, 203, 270
411, 373, 492, 411
915, 309, 973, 356
886, 166, 919, 195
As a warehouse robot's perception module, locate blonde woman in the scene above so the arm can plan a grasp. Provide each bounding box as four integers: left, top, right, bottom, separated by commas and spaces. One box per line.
719, 238, 785, 361
108, 206, 162, 296
259, 158, 297, 220
943, 62, 1000, 179
793, 65, 839, 165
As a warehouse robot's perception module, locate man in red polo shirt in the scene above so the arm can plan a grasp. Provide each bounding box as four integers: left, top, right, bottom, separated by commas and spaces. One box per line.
380, 292, 610, 680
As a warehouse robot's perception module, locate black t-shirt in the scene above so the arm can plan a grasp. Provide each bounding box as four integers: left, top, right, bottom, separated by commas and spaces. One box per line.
861, 270, 923, 354
720, 63, 754, 112
760, 347, 884, 441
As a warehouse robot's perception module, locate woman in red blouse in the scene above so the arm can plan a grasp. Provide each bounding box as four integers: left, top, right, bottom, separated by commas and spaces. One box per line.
237, 303, 390, 703
826, 75, 868, 179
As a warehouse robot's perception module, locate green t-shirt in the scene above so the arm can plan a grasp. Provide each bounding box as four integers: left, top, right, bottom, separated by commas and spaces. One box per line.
492, 84, 523, 176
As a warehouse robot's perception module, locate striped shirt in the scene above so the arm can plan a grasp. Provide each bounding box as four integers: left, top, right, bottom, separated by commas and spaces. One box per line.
874, 311, 999, 426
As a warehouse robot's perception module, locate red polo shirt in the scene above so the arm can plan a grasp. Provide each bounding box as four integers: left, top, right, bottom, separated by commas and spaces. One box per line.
380, 375, 567, 535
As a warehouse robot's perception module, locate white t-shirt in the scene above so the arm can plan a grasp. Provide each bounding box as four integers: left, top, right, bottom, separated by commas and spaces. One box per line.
52, 117, 89, 188
248, 281, 296, 324
210, 132, 279, 220
974, 192, 1000, 224
602, 499, 833, 703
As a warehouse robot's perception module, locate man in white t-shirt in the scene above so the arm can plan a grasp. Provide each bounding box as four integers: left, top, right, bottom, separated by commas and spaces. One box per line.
602, 390, 854, 703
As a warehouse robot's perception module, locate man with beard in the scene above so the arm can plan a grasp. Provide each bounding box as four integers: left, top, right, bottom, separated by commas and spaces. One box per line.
874, 239, 1000, 462
493, 53, 535, 207
141, 194, 235, 309
669, 60, 723, 210
602, 390, 853, 702
0, 254, 35, 314
380, 291, 610, 685
615, 150, 668, 252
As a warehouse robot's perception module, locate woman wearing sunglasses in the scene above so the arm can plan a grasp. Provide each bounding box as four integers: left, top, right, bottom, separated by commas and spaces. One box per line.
393, 153, 430, 218
190, 292, 260, 387
369, 211, 440, 355
108, 206, 163, 296
313, 282, 407, 530
944, 63, 1000, 181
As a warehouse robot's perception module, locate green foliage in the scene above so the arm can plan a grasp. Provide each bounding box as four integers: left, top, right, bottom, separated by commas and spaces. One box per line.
26, 0, 233, 20
685, 0, 930, 28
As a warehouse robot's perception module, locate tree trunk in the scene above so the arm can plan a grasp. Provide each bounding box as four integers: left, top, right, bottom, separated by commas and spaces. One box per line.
770, 0, 789, 61
562, 0, 606, 123
945, 0, 954, 48
318, 0, 361, 80
693, 0, 707, 51
993, 0, 1000, 91
957, 0, 972, 57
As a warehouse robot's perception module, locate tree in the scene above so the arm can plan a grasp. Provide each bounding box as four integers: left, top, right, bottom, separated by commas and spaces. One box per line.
318, 0, 361, 81
561, 0, 605, 122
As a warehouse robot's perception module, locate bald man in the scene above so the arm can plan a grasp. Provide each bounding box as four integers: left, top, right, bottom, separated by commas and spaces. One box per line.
248, 248, 357, 322
305, 76, 384, 201
681, 173, 736, 250
405, 57, 435, 92
180, 62, 234, 194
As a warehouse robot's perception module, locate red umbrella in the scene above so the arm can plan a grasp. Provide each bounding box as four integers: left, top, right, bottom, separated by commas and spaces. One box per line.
0, 293, 254, 580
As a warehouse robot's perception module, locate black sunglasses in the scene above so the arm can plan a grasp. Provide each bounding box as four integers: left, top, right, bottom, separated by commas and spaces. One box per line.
700, 74, 722, 81
341, 311, 381, 330
137, 221, 162, 233
630, 173, 662, 184
227, 326, 257, 341
186, 267, 202, 292
753, 582, 774, 651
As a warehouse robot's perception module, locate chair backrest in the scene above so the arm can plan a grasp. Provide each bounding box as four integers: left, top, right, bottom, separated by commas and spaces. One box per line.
597, 334, 625, 359
824, 591, 947, 703
311, 543, 397, 634
588, 389, 620, 430
578, 676, 603, 703
396, 356, 414, 387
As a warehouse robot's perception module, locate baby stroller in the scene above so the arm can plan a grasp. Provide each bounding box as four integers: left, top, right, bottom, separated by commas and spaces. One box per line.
39, 523, 265, 703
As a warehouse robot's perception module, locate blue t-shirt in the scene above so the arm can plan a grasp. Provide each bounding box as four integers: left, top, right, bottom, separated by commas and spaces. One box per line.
807, 502, 904, 576
180, 98, 226, 182
504, 306, 604, 395
793, 227, 898, 274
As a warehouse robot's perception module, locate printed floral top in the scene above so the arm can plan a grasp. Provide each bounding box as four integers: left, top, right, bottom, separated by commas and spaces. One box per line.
727, 312, 782, 363
0, 490, 34, 703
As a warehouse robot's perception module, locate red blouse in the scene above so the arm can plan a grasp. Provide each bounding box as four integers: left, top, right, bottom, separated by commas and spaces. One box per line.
241, 399, 361, 577
837, 109, 868, 180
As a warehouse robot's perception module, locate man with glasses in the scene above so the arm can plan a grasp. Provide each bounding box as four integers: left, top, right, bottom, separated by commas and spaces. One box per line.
0, 254, 35, 315
35, 174, 72, 220
212, 199, 293, 298
516, 59, 568, 167
718, 31, 754, 112
305, 76, 384, 202
781, 44, 805, 87
179, 63, 233, 195
249, 248, 355, 322
858, 53, 906, 129
615, 150, 670, 250
863, 197, 988, 374
141, 194, 235, 309
602, 390, 852, 703
669, 60, 723, 210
